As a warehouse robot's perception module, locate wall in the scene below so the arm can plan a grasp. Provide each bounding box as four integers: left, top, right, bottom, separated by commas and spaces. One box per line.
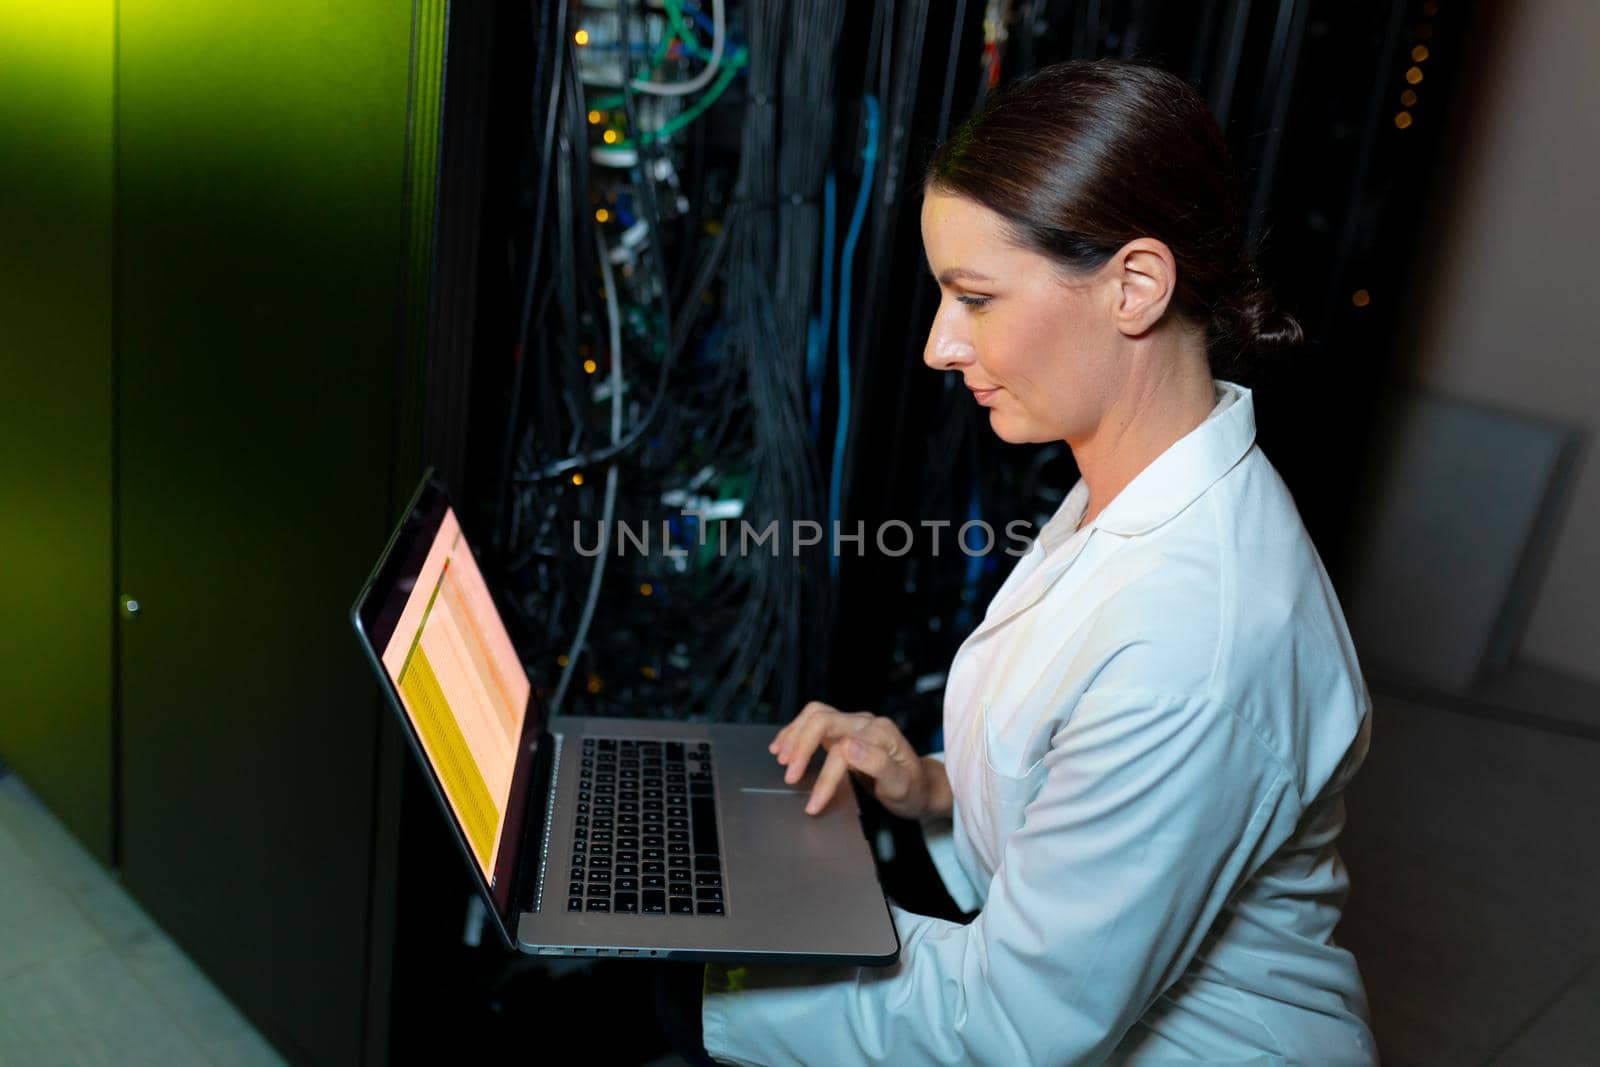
0, 2, 117, 863
1395, 0, 1600, 682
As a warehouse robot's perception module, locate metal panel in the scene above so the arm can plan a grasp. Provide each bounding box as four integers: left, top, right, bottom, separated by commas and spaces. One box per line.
0, 2, 117, 863
1344, 391, 1581, 693
115, 3, 428, 1062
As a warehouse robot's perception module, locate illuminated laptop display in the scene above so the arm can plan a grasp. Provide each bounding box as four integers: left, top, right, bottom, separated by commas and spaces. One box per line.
378, 507, 529, 877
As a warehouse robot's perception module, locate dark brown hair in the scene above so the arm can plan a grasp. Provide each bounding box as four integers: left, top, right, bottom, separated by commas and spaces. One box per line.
925, 58, 1303, 377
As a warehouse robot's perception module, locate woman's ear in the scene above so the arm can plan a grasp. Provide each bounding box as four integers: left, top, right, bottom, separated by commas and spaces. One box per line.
1110, 238, 1178, 337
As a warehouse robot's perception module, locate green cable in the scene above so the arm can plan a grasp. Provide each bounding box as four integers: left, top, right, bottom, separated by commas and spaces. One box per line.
624, 46, 748, 147
661, 0, 709, 61
590, 1, 727, 116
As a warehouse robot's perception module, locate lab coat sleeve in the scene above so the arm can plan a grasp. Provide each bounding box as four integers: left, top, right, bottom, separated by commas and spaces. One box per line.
917, 750, 983, 913
701, 688, 1298, 1066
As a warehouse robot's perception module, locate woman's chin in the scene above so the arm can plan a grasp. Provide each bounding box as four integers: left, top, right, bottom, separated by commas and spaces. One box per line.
987, 411, 1051, 445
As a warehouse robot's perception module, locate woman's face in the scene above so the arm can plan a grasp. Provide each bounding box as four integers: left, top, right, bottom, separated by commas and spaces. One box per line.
919, 188, 1123, 445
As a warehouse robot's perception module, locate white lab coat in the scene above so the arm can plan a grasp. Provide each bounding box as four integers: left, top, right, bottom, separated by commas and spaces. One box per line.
702, 379, 1377, 1065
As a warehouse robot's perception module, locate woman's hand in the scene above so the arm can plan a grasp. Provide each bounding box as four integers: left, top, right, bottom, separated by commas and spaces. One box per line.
768, 700, 952, 819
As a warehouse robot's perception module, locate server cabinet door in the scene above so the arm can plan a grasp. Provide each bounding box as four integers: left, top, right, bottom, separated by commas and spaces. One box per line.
0, 1, 117, 864
116, 4, 420, 1062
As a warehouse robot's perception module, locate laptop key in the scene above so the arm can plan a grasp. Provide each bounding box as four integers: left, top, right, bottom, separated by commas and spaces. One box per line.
690, 797, 718, 843
696, 887, 723, 902
586, 899, 610, 912
643, 875, 665, 889
569, 897, 584, 911
643, 890, 666, 914
669, 897, 694, 915
697, 901, 725, 916
614, 893, 638, 913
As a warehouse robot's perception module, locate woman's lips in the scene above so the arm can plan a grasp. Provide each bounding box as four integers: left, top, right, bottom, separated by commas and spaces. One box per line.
969, 385, 999, 405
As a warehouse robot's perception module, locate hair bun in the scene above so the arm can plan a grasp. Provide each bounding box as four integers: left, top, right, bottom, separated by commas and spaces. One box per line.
1213, 276, 1305, 359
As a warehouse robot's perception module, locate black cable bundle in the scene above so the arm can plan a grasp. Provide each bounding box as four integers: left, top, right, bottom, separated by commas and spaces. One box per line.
837, 0, 931, 522
666, 0, 839, 723
494, 0, 855, 723
773, 0, 847, 708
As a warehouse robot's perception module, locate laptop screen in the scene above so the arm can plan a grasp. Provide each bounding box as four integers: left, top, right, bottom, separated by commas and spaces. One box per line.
355, 477, 553, 942
376, 503, 530, 880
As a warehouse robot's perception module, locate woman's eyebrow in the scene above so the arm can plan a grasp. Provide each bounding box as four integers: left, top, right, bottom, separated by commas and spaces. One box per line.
935, 267, 995, 285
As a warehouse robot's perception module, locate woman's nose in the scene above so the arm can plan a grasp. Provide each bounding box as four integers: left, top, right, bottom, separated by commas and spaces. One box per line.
923, 309, 976, 371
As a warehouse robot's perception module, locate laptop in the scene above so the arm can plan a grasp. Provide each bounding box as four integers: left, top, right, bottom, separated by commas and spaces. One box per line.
351, 473, 900, 965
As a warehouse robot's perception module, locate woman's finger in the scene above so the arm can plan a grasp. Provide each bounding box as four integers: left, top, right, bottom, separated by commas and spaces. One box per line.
845, 729, 915, 802
774, 700, 843, 762
769, 700, 830, 753
781, 709, 870, 784
857, 718, 915, 771
805, 742, 854, 814
840, 735, 889, 778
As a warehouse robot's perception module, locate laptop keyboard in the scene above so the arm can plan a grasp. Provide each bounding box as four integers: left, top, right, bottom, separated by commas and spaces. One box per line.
566, 738, 725, 917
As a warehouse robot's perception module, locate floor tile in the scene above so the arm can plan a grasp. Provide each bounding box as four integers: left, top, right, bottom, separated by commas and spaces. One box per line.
1490, 957, 1600, 1065
117, 921, 286, 1063
0, 771, 285, 1065
0, 774, 157, 946
1337, 692, 1600, 1065
0, 945, 210, 1066
201, 1024, 293, 1067
0, 819, 104, 981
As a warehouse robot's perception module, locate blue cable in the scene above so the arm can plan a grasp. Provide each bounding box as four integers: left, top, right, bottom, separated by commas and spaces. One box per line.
807, 173, 837, 437
681, 0, 717, 38
830, 94, 879, 581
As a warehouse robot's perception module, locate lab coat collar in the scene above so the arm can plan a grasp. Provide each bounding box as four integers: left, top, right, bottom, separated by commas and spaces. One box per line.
964, 381, 1256, 646
1038, 379, 1256, 550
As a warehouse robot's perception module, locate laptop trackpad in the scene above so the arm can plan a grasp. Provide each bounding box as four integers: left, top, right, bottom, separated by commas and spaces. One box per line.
733, 789, 861, 861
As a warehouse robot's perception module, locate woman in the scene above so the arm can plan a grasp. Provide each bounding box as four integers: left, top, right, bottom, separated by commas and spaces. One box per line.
695, 58, 1376, 1065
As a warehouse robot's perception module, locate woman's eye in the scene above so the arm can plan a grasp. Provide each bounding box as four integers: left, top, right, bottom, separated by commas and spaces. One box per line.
956, 294, 990, 309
